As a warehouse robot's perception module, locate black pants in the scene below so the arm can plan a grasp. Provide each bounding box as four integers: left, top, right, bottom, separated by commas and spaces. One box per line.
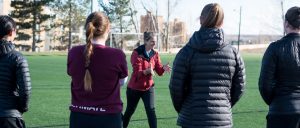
267, 114, 300, 128
69, 111, 122, 128
123, 87, 156, 128
0, 118, 25, 128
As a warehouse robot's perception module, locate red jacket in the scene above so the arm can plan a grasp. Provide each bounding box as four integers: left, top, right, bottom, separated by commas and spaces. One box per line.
128, 45, 165, 91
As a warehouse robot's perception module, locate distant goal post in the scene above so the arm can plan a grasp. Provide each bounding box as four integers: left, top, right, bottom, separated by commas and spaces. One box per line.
109, 32, 162, 52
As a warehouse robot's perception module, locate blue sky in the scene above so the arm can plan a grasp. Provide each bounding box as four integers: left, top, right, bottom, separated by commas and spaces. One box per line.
96, 0, 300, 35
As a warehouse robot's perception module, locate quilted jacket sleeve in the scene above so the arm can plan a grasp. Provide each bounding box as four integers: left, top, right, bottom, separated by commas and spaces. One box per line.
169, 46, 189, 113
154, 52, 165, 76
16, 54, 31, 113
259, 43, 277, 105
231, 48, 246, 107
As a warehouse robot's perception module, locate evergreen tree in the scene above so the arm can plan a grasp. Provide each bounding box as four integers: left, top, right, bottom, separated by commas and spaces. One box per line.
99, 0, 132, 33
50, 0, 90, 50
10, 0, 54, 52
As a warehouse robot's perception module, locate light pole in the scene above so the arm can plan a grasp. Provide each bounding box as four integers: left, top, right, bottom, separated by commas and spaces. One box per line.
281, 1, 285, 36
237, 6, 242, 51
68, 0, 72, 50
91, 0, 93, 13
32, 0, 38, 52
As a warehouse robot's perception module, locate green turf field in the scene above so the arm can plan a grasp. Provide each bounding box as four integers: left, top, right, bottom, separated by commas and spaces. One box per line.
23, 52, 268, 128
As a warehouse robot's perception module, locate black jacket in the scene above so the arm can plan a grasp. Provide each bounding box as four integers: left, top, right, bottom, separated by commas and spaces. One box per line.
169, 28, 245, 128
259, 33, 300, 115
0, 39, 31, 117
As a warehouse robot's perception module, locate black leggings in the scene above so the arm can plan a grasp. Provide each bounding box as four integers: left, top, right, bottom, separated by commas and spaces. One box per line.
267, 114, 300, 128
0, 118, 25, 128
123, 87, 156, 128
69, 111, 122, 128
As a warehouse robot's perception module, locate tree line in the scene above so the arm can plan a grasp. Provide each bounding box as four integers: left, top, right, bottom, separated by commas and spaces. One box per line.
10, 0, 180, 52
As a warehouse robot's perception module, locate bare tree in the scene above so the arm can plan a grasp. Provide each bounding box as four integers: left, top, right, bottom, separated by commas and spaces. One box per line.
129, 0, 139, 33
140, 0, 157, 32
51, 0, 90, 50
140, 0, 161, 51
164, 0, 180, 51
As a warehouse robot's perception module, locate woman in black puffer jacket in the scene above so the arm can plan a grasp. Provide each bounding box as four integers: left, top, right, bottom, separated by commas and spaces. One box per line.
169, 3, 246, 128
259, 6, 300, 128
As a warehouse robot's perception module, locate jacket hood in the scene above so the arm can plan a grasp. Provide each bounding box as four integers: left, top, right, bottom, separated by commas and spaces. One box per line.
0, 39, 15, 56
187, 27, 228, 53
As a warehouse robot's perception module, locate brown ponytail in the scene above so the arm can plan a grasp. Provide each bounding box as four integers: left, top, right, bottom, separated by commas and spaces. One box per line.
84, 12, 110, 92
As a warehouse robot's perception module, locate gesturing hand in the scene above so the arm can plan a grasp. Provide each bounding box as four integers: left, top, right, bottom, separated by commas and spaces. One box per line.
149, 63, 155, 76
163, 62, 171, 73
143, 63, 155, 76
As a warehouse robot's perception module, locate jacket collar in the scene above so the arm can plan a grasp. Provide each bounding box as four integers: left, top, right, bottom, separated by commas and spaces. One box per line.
285, 32, 300, 38
135, 44, 155, 61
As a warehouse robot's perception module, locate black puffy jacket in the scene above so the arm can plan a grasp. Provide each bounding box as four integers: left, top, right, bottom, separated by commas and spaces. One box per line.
259, 33, 300, 115
0, 39, 31, 118
169, 27, 245, 128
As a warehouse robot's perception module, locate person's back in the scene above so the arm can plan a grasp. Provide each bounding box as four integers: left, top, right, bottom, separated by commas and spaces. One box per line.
0, 15, 31, 128
259, 6, 300, 128
67, 12, 128, 128
169, 3, 245, 128
268, 34, 300, 95
68, 44, 127, 114
264, 33, 300, 112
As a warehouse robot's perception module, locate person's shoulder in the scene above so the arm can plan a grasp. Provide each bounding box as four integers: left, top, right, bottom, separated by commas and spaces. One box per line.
217, 43, 239, 55
70, 45, 85, 51
268, 41, 279, 48
222, 44, 238, 53
271, 36, 289, 47
107, 47, 124, 53
68, 45, 85, 55
7, 50, 27, 64
11, 50, 24, 58
261, 39, 280, 52
105, 47, 126, 58
178, 44, 193, 56
0, 42, 24, 59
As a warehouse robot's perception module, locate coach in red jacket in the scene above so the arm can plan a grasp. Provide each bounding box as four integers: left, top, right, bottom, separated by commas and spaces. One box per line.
123, 32, 171, 128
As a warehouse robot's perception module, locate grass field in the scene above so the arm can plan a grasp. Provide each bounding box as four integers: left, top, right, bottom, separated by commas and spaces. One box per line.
22, 52, 268, 128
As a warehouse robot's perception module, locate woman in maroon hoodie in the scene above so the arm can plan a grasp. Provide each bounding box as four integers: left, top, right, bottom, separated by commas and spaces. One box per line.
123, 32, 171, 128
67, 12, 128, 128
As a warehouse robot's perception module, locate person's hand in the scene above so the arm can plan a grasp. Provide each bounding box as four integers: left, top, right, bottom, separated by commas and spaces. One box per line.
163, 62, 171, 73
149, 63, 155, 75
143, 64, 155, 75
